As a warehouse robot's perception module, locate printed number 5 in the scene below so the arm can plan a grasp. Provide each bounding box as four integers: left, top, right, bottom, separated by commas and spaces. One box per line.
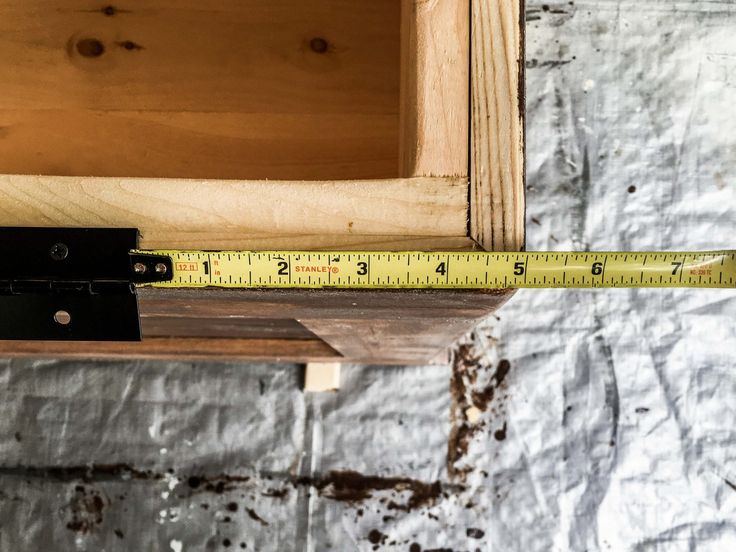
513, 261, 525, 276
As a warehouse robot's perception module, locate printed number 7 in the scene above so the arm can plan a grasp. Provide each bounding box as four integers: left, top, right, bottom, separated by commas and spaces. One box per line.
671, 261, 683, 276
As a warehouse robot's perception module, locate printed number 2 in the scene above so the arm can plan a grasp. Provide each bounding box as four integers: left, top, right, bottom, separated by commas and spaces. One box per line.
277, 261, 289, 275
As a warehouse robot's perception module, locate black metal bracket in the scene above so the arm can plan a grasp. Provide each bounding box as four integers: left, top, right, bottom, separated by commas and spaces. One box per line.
0, 228, 172, 342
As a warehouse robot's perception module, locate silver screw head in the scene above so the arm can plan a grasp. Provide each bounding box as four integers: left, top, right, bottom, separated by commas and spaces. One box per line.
155, 263, 168, 275
133, 262, 147, 274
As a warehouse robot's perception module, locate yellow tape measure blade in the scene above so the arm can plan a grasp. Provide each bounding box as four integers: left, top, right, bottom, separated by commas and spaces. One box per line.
136, 250, 736, 289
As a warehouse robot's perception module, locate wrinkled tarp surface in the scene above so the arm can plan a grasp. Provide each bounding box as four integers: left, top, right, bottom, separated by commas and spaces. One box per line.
1, 1, 735, 550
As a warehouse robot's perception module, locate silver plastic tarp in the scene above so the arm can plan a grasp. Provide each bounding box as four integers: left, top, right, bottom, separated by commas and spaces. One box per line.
1, 1, 735, 550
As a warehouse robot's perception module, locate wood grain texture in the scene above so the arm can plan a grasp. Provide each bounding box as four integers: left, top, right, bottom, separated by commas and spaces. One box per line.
399, 0, 469, 178
0, 111, 398, 181
0, 288, 513, 364
0, 338, 339, 362
470, 0, 525, 251
138, 288, 513, 364
140, 317, 318, 340
138, 235, 478, 253
0, 174, 469, 249
0, 0, 400, 180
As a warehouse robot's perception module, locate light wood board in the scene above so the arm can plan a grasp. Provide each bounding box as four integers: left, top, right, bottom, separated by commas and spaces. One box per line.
0, 174, 469, 250
470, 0, 525, 252
400, 0, 469, 178
304, 363, 342, 392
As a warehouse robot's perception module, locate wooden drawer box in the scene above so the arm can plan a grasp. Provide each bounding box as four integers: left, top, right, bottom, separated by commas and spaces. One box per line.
0, 0, 524, 364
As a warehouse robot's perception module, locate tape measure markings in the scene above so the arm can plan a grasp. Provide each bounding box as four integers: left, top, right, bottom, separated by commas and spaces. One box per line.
132, 250, 736, 289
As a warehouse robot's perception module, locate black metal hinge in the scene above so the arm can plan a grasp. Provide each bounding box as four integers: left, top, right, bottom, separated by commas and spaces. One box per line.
0, 228, 171, 341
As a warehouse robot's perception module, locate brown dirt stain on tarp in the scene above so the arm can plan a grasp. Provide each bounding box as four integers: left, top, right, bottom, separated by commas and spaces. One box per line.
65, 485, 109, 534
295, 470, 443, 511
448, 338, 513, 480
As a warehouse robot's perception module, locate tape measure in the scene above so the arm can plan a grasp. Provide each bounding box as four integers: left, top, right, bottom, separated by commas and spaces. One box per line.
134, 250, 736, 289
